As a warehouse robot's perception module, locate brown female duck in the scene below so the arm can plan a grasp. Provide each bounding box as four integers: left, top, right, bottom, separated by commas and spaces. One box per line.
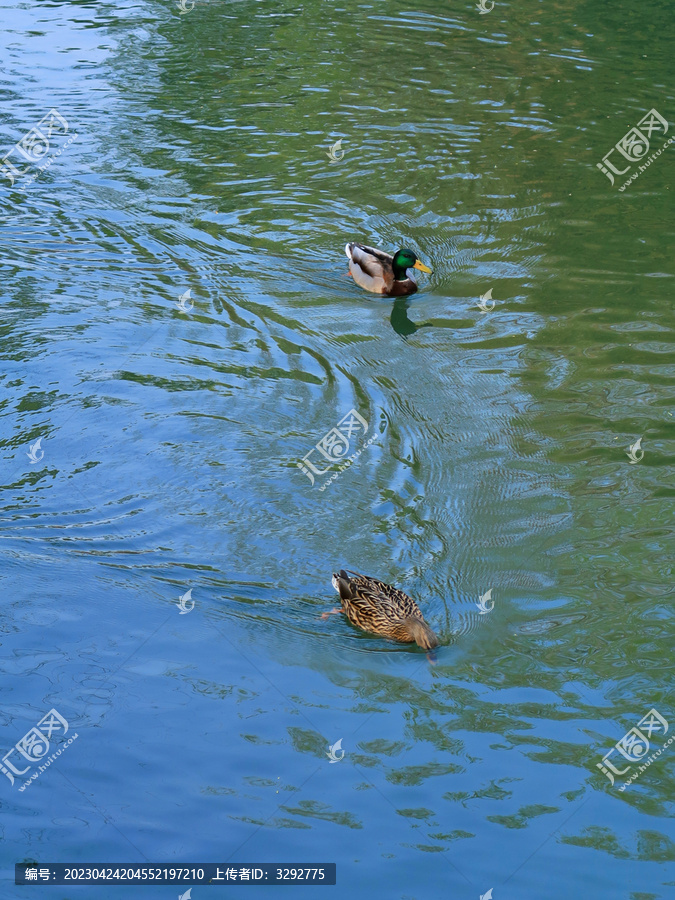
325, 569, 439, 650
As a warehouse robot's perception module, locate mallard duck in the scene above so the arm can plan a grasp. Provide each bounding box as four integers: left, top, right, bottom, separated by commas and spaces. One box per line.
345, 243, 432, 297
326, 569, 439, 649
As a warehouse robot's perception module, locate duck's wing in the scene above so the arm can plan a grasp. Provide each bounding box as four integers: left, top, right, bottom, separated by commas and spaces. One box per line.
345, 243, 394, 294
340, 570, 419, 621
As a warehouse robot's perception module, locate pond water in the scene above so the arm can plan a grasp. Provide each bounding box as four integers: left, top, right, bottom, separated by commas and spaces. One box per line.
1, 1, 673, 898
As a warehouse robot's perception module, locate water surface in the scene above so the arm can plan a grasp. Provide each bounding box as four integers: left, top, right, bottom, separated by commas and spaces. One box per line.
1, 1, 674, 898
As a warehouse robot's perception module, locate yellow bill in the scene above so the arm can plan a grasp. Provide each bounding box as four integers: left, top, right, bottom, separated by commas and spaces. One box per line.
413, 260, 432, 274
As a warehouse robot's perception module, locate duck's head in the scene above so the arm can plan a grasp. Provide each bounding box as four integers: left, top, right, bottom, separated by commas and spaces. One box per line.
392, 248, 433, 281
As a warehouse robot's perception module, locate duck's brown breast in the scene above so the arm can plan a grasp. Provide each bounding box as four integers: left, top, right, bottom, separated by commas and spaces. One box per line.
385, 279, 418, 297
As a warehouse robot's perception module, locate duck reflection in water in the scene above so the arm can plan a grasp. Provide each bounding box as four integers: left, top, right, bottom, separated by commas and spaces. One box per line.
389, 297, 435, 338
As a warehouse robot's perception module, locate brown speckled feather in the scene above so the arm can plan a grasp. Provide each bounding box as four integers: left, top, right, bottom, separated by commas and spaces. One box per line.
331, 569, 439, 649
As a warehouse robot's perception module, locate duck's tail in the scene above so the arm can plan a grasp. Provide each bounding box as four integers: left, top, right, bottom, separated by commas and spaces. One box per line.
404, 617, 439, 650
344, 243, 353, 260
332, 569, 352, 600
